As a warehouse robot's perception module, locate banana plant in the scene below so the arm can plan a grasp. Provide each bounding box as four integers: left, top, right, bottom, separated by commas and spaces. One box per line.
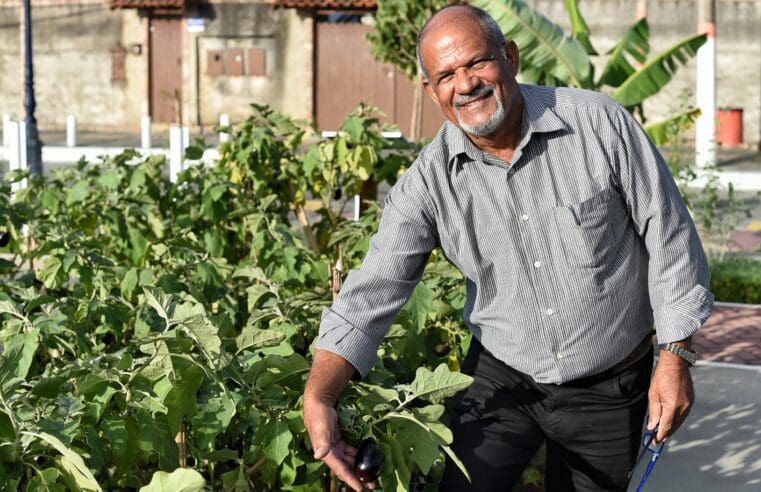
474, 0, 706, 143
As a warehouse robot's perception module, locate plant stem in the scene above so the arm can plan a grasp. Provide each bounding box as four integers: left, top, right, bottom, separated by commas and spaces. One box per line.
247, 456, 267, 475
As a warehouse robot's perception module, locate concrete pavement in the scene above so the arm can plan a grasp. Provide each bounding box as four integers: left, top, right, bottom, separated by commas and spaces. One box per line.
625, 302, 761, 491
627, 362, 761, 491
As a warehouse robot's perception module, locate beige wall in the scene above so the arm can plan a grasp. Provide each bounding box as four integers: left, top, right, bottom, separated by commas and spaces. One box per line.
1, 0, 757, 147
0, 1, 313, 132
0, 2, 146, 131
188, 2, 313, 128
525, 0, 761, 147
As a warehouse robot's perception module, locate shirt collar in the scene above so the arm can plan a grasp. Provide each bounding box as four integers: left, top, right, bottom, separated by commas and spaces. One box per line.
443, 84, 568, 164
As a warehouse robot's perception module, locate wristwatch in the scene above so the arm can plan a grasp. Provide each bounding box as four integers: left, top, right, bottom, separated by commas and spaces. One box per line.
658, 342, 698, 367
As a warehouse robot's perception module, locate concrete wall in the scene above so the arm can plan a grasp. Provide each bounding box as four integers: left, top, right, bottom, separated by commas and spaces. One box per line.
0, 1, 147, 131
1, 0, 757, 147
188, 2, 313, 128
0, 1, 313, 132
525, 0, 761, 147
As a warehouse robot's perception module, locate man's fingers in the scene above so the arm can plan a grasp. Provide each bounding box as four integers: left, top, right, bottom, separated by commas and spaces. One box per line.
647, 397, 662, 431
309, 419, 333, 459
324, 450, 364, 492
654, 417, 672, 443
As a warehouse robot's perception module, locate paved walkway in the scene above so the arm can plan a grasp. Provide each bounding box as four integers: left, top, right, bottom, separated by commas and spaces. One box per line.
693, 303, 761, 366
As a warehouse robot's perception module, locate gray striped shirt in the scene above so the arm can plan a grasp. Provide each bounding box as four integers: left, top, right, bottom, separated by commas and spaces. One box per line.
316, 84, 714, 384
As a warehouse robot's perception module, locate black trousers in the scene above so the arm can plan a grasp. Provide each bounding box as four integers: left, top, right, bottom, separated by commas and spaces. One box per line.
439, 339, 653, 491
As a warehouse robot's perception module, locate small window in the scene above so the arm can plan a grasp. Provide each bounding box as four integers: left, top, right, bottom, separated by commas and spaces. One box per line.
111, 45, 127, 82
225, 49, 245, 76
247, 48, 266, 77
207, 50, 225, 76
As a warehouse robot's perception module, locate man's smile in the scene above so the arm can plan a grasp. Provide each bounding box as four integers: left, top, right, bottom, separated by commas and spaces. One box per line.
455, 86, 495, 109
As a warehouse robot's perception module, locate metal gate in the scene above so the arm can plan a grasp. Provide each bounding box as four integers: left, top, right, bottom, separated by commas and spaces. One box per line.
315, 22, 444, 138
149, 16, 184, 124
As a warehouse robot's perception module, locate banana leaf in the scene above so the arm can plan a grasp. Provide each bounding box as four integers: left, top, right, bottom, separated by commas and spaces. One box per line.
475, 0, 592, 87
565, 0, 597, 55
644, 108, 701, 147
597, 18, 650, 89
613, 33, 707, 107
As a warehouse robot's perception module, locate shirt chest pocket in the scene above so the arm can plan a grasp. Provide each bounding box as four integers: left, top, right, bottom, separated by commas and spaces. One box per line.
553, 187, 630, 269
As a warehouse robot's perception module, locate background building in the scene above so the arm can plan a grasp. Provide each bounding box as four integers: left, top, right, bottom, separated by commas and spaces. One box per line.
0, 0, 758, 146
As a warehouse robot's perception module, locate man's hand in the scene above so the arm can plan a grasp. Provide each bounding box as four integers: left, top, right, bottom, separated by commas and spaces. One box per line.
647, 350, 694, 444
303, 396, 375, 491
303, 350, 372, 491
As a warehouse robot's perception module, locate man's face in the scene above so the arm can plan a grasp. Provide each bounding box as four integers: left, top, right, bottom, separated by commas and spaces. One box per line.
421, 18, 519, 138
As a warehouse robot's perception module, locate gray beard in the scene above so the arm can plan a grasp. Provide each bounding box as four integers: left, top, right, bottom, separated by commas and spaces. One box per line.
457, 93, 506, 137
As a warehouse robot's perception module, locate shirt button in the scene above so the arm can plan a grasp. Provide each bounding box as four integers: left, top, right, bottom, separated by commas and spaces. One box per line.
556, 352, 564, 359
545, 308, 554, 316
521, 214, 529, 222
534, 261, 542, 268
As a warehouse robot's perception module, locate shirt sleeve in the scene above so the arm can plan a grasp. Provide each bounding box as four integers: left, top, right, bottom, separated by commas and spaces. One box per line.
613, 108, 714, 344
314, 166, 438, 377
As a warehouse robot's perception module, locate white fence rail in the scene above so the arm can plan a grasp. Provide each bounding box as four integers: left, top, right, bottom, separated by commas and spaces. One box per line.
1, 116, 220, 185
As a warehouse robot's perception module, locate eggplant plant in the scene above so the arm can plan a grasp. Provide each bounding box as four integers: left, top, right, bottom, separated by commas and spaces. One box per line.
0, 105, 472, 491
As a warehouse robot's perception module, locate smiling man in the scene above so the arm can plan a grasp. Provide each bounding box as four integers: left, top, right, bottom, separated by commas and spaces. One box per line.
303, 4, 713, 491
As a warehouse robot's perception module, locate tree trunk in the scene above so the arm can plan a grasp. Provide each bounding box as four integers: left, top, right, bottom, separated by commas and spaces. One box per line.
410, 77, 424, 141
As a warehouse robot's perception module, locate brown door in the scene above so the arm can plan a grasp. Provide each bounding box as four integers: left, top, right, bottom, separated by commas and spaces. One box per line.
316, 22, 396, 132
315, 20, 444, 138
149, 17, 183, 124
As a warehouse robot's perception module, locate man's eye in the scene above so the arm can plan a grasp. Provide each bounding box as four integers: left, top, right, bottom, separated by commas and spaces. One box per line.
439, 73, 453, 84
471, 60, 490, 70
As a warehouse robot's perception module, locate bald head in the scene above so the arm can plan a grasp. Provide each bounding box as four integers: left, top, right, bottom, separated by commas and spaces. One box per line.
416, 4, 506, 80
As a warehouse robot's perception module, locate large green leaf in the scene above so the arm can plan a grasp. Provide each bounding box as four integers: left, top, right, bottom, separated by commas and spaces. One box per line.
475, 0, 591, 87
565, 0, 597, 55
0, 328, 39, 392
644, 108, 702, 147
613, 33, 707, 106
256, 419, 293, 466
597, 18, 649, 88
163, 365, 205, 435
408, 363, 473, 404
25, 432, 102, 492
400, 282, 435, 333
137, 411, 179, 471
139, 468, 205, 492
235, 326, 286, 353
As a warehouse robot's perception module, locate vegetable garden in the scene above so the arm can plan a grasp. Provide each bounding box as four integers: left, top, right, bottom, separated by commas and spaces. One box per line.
2, 0, 754, 489
0, 106, 475, 491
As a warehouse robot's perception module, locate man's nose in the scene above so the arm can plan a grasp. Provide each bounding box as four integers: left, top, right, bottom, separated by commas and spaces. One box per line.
454, 67, 480, 94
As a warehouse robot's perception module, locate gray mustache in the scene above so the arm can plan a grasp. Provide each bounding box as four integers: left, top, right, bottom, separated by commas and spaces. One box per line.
454, 86, 494, 107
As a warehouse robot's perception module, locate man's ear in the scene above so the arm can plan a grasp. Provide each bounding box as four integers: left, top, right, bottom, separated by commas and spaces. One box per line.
422, 79, 440, 105
503, 40, 520, 75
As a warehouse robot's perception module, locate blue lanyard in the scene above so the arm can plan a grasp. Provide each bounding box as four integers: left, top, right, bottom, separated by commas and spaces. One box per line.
631, 426, 665, 491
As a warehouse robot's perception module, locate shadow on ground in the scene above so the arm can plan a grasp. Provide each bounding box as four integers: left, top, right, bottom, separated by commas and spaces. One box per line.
628, 364, 761, 491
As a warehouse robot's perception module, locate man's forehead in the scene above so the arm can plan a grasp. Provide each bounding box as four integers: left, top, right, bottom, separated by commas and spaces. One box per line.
423, 11, 483, 44
421, 17, 489, 59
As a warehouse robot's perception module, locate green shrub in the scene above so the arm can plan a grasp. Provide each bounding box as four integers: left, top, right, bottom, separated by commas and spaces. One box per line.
709, 257, 761, 304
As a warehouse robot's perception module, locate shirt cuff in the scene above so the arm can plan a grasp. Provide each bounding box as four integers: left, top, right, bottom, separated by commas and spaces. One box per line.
314, 308, 379, 378
654, 284, 715, 344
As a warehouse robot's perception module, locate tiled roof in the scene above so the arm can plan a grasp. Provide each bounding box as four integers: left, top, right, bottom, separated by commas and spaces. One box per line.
110, 0, 185, 8
277, 0, 377, 8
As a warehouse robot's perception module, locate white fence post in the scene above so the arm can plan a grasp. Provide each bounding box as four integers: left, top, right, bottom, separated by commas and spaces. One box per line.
2, 114, 10, 148
66, 115, 77, 147
141, 115, 152, 149
219, 113, 230, 143
169, 126, 189, 183
353, 194, 360, 221
182, 126, 190, 150
8, 121, 27, 193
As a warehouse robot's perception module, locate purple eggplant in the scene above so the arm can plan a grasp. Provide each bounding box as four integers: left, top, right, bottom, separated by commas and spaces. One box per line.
354, 437, 384, 483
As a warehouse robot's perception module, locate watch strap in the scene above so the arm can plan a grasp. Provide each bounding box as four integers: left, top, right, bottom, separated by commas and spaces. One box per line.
658, 342, 698, 366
